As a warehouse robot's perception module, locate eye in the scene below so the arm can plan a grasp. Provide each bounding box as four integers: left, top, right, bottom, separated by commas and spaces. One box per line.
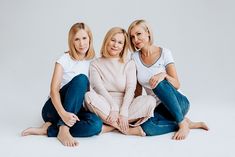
74, 38, 79, 41
118, 41, 123, 44
137, 32, 141, 36
82, 37, 87, 40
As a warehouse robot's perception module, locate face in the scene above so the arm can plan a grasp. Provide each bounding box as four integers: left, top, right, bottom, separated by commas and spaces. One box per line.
130, 25, 150, 49
73, 29, 90, 56
107, 33, 125, 57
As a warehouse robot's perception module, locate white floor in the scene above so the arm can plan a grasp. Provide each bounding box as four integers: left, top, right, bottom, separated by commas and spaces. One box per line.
1, 103, 235, 157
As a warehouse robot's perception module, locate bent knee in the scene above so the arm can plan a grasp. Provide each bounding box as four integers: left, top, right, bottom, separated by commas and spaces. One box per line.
71, 74, 89, 85
144, 95, 157, 108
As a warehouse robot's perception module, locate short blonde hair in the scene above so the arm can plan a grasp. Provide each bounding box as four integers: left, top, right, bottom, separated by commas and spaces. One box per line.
101, 27, 129, 63
127, 19, 154, 52
68, 22, 95, 60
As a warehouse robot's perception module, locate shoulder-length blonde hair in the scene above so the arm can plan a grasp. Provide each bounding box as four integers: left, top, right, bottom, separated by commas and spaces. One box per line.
100, 27, 129, 63
68, 22, 95, 60
127, 19, 154, 52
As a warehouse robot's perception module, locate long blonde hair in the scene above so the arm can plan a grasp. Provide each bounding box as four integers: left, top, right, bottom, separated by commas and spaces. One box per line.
68, 22, 95, 60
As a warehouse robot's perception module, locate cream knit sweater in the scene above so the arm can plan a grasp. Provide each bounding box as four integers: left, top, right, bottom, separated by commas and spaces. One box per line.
89, 57, 136, 116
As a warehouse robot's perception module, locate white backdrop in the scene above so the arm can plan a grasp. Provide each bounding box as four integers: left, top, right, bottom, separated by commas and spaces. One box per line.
0, 0, 235, 156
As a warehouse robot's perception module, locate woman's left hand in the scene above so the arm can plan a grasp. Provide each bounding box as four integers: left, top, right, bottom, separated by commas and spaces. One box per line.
149, 72, 166, 88
118, 115, 129, 134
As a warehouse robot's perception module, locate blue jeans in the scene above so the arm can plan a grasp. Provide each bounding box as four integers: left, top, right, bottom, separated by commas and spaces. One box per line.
41, 74, 102, 137
141, 80, 190, 136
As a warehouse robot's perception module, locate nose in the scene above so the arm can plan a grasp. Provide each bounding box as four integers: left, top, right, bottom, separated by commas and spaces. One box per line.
113, 41, 118, 47
133, 36, 138, 43
80, 40, 85, 46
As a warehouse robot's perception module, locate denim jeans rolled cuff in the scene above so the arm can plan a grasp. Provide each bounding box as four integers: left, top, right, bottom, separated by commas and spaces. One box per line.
57, 120, 67, 127
152, 79, 190, 123
140, 116, 178, 136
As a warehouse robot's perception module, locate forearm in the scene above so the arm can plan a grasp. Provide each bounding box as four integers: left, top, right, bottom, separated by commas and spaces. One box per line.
165, 74, 180, 89
50, 90, 66, 117
120, 87, 135, 117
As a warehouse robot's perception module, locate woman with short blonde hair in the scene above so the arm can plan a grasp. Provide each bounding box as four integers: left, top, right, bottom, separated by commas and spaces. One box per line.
128, 19, 209, 140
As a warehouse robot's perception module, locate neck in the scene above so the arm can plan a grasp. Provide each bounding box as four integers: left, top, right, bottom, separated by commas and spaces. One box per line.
77, 53, 86, 60
141, 45, 154, 57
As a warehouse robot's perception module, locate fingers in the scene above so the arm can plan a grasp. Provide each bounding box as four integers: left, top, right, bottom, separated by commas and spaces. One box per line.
106, 116, 114, 124
67, 114, 80, 127
149, 77, 158, 88
107, 112, 118, 124
118, 117, 129, 134
120, 122, 128, 133
72, 114, 80, 121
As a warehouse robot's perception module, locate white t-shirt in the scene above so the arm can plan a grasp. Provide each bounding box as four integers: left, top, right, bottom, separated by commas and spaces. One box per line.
132, 47, 174, 105
56, 53, 91, 88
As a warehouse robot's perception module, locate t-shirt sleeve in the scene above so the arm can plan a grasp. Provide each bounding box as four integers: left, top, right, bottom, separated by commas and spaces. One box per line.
164, 49, 174, 67
56, 53, 68, 70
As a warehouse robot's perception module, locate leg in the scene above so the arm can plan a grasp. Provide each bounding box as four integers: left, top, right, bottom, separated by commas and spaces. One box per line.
101, 124, 116, 133
57, 74, 89, 126
153, 80, 190, 140
21, 96, 60, 136
57, 125, 79, 147
126, 126, 146, 136
70, 111, 102, 137
47, 74, 89, 146
86, 102, 122, 134
21, 122, 51, 136
186, 117, 209, 131
140, 112, 178, 136
85, 91, 124, 134
128, 95, 156, 125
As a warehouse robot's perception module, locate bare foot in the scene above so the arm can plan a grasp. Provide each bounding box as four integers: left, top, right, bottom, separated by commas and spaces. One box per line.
127, 126, 146, 136
172, 118, 190, 140
21, 122, 51, 136
57, 125, 79, 147
186, 117, 209, 131
101, 124, 116, 134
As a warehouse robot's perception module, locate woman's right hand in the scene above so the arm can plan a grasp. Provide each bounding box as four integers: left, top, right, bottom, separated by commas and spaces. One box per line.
61, 111, 80, 127
149, 72, 166, 88
106, 111, 119, 124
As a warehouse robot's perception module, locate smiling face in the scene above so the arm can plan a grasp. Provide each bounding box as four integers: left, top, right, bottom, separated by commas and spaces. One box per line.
73, 29, 90, 57
130, 24, 150, 50
107, 33, 125, 57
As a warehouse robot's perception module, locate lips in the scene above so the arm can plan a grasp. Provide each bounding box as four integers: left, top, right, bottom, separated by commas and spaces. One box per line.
79, 47, 87, 50
111, 47, 118, 51
135, 42, 142, 48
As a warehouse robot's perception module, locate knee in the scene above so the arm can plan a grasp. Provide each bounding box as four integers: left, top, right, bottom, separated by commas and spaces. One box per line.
153, 79, 167, 91
85, 91, 92, 103
71, 74, 89, 87
84, 92, 95, 112
145, 95, 157, 108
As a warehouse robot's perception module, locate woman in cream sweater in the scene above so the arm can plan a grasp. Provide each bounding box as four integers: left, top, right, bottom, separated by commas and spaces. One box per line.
85, 27, 156, 135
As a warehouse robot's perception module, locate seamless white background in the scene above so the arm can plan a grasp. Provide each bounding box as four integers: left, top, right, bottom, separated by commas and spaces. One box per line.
0, 0, 235, 157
